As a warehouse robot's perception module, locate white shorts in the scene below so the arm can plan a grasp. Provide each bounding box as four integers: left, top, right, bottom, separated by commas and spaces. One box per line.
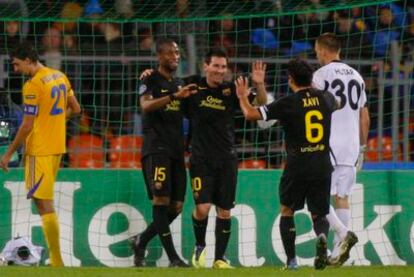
330, 165, 356, 197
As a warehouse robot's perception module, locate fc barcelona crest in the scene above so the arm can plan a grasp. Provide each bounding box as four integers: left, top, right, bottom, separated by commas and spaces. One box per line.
222, 88, 231, 96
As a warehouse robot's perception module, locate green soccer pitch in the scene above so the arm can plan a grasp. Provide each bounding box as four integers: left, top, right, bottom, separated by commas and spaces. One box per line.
1, 266, 414, 277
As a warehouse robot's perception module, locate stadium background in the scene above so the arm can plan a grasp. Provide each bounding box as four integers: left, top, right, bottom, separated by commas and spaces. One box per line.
0, 0, 413, 269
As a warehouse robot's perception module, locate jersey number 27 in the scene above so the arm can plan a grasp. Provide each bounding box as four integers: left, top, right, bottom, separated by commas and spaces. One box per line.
50, 84, 67, 115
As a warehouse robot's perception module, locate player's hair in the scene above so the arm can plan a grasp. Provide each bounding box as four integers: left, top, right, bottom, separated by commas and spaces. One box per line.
9, 41, 39, 63
287, 58, 314, 87
204, 48, 228, 65
156, 38, 177, 54
316, 32, 341, 53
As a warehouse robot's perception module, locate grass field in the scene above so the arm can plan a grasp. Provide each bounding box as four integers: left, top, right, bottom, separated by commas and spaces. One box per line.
0, 266, 413, 277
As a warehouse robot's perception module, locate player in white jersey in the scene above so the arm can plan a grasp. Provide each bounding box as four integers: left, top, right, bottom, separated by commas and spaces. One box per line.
313, 33, 370, 266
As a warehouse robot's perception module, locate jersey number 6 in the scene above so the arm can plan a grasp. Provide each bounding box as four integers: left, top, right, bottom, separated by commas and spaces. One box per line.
305, 110, 324, 143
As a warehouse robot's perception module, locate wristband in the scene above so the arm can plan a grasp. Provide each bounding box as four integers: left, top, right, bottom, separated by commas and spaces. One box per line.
169, 94, 176, 101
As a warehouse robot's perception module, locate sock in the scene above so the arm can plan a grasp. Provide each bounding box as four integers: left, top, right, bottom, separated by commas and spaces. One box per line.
313, 216, 329, 238
334, 208, 351, 245
153, 205, 179, 262
336, 208, 350, 228
192, 215, 208, 247
138, 212, 179, 250
279, 216, 296, 263
326, 205, 348, 240
41, 213, 64, 267
214, 217, 231, 261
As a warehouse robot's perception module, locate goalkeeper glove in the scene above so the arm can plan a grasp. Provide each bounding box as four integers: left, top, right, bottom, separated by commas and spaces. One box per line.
356, 145, 367, 171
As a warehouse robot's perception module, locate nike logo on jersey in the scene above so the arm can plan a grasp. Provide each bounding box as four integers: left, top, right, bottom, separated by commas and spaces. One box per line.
161, 89, 169, 93
162, 232, 171, 237
198, 86, 207, 90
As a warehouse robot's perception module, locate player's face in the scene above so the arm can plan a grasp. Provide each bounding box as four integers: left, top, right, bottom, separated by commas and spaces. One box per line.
11, 57, 32, 75
287, 75, 294, 90
158, 43, 180, 72
314, 42, 325, 65
204, 56, 228, 86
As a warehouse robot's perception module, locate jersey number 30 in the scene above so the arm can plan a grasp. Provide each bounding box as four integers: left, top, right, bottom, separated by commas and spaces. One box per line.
305, 110, 324, 143
324, 79, 362, 110
50, 84, 67, 115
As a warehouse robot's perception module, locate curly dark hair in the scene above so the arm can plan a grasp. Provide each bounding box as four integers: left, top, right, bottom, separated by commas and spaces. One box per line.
287, 58, 314, 87
155, 38, 177, 54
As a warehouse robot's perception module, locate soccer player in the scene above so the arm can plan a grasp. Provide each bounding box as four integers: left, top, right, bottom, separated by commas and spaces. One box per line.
184, 49, 267, 269
313, 33, 370, 265
236, 58, 340, 270
0, 41, 81, 267
129, 38, 196, 267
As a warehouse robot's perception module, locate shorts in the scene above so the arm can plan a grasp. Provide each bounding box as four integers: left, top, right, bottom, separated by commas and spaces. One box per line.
25, 155, 62, 200
331, 165, 356, 197
279, 172, 331, 216
189, 156, 237, 210
141, 154, 186, 202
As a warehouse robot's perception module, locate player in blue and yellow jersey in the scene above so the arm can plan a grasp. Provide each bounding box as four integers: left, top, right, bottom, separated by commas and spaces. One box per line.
0, 42, 81, 267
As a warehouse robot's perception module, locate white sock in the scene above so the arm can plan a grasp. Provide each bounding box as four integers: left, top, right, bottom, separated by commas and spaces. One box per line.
333, 232, 340, 245
336, 208, 351, 229
326, 205, 348, 240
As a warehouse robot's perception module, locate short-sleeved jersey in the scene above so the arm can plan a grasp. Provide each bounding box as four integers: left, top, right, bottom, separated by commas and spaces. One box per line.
259, 88, 337, 179
23, 67, 74, 156
139, 70, 186, 158
313, 61, 367, 166
182, 75, 241, 159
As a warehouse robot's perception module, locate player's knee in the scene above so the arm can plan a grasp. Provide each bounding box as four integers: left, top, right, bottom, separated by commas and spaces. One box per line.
152, 196, 170, 206
280, 205, 294, 216
216, 207, 231, 219
311, 214, 328, 224
169, 201, 183, 214
33, 198, 55, 215
334, 195, 349, 208
335, 195, 348, 202
194, 204, 210, 219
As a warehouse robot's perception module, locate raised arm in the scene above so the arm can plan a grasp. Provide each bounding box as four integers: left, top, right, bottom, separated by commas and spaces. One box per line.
251, 61, 267, 105
235, 77, 262, 121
